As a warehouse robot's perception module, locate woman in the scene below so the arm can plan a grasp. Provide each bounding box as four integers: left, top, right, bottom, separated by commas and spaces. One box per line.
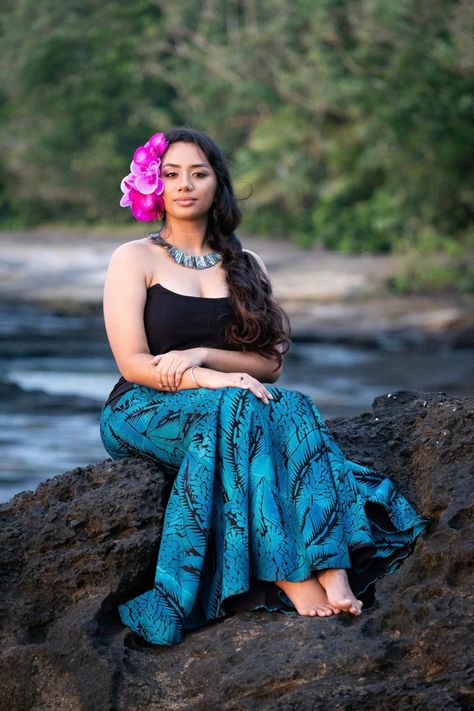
100, 127, 428, 646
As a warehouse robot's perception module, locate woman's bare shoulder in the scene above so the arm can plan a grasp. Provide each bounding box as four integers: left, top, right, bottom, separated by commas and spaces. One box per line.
106, 238, 156, 287
111, 237, 152, 260
242, 248, 269, 278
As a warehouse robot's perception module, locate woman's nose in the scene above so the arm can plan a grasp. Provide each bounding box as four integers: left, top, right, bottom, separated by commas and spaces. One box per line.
178, 174, 193, 190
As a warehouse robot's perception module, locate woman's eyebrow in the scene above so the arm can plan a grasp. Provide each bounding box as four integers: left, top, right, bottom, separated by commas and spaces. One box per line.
162, 162, 210, 168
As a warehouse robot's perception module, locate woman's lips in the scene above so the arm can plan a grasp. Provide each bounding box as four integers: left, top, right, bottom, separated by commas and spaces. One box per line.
174, 198, 196, 206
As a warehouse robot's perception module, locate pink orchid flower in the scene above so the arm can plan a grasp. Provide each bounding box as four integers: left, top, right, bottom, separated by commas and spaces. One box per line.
119, 174, 136, 208
146, 133, 168, 157
130, 158, 162, 195
120, 132, 169, 221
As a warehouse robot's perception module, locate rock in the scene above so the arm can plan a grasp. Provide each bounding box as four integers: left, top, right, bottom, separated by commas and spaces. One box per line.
0, 378, 100, 414
0, 390, 473, 711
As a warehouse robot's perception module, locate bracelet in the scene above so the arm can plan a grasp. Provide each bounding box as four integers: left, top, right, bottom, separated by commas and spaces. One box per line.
190, 365, 202, 388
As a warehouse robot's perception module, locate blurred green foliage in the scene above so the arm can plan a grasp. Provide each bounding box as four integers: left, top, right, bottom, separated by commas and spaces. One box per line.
1, 0, 472, 291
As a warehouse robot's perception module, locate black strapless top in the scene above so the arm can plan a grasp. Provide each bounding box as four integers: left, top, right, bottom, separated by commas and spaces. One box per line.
104, 283, 237, 406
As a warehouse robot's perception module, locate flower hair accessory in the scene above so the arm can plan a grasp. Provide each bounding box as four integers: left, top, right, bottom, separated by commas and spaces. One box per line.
120, 132, 169, 222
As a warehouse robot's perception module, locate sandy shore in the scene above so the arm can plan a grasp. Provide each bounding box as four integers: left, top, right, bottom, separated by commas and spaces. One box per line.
1, 228, 472, 345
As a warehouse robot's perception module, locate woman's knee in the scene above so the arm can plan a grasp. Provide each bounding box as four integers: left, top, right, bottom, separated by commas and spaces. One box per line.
222, 386, 261, 409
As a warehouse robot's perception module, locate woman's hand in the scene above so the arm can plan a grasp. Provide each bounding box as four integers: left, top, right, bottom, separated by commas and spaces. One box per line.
194, 369, 274, 405
150, 348, 205, 390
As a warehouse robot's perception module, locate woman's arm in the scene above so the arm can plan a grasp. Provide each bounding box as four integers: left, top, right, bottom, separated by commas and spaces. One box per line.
199, 346, 282, 382
150, 346, 282, 389
103, 241, 199, 392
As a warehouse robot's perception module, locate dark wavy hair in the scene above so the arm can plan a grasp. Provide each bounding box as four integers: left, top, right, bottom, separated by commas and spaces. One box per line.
159, 126, 290, 371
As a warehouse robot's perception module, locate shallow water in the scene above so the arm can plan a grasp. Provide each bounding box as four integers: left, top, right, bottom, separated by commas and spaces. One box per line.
1, 305, 472, 503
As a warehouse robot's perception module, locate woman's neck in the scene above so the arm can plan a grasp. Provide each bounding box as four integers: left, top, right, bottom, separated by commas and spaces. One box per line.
161, 218, 210, 255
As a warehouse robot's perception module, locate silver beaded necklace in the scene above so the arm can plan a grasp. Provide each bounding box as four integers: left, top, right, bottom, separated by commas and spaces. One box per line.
148, 232, 223, 270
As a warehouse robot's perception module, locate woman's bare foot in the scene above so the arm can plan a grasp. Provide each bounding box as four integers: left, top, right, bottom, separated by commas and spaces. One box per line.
274, 576, 340, 617
316, 568, 363, 615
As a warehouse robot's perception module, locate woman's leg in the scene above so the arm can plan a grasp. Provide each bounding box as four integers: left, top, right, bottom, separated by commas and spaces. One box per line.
100, 383, 426, 642
216, 386, 367, 616
225, 385, 406, 617
100, 385, 232, 644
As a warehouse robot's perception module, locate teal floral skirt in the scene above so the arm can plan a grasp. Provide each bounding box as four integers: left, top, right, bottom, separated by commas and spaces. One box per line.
100, 384, 428, 646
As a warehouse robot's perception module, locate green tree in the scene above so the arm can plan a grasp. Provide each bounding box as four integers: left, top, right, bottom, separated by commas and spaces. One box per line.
0, 0, 472, 290
0, 0, 173, 223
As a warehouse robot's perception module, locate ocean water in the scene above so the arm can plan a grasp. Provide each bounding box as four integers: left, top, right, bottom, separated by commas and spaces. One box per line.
1, 305, 472, 503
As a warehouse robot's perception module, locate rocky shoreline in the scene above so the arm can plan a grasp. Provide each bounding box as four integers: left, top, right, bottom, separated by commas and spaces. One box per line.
1, 389, 472, 710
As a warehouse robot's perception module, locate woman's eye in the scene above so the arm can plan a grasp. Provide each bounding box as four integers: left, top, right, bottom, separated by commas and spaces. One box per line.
163, 172, 209, 178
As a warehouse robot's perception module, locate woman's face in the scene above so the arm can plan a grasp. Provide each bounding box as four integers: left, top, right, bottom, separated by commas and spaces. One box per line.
161, 141, 217, 222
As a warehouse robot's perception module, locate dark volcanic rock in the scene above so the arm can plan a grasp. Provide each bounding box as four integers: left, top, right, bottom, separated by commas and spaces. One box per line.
0, 379, 100, 414
0, 390, 472, 711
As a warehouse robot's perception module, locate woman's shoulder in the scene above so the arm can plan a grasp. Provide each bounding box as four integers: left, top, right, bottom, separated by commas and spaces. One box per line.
106, 238, 155, 284
108, 237, 157, 270
242, 248, 270, 278
111, 237, 152, 259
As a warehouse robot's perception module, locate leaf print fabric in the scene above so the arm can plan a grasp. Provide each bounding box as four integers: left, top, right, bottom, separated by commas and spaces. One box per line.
100, 384, 428, 646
